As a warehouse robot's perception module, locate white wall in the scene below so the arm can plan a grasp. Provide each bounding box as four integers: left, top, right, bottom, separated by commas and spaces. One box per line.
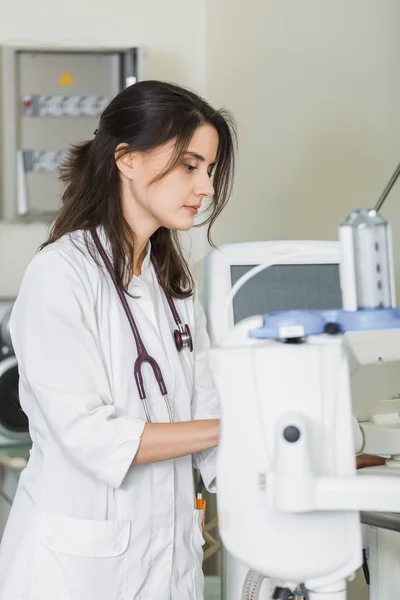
3, 2, 400, 287
0, 0, 208, 297
206, 0, 400, 290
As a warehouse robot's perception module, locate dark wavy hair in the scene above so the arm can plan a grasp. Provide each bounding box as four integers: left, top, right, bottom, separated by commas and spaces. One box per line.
41, 80, 236, 298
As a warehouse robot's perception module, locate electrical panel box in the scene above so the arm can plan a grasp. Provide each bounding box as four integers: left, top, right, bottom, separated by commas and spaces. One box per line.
0, 46, 147, 221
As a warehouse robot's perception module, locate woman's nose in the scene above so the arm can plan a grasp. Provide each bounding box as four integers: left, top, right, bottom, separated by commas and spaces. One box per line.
195, 173, 215, 198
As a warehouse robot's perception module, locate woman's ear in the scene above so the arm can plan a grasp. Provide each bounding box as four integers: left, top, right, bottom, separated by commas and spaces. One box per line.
115, 143, 135, 180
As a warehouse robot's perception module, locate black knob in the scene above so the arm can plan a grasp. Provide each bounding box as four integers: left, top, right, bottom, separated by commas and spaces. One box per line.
324, 322, 341, 335
283, 425, 300, 443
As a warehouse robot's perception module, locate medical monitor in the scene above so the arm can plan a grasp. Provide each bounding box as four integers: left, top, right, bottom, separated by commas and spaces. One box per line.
230, 263, 341, 325
204, 239, 400, 451
204, 240, 342, 345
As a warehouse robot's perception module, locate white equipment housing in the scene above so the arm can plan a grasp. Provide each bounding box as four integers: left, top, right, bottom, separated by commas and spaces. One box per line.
204, 240, 342, 600
209, 320, 400, 596
204, 238, 400, 600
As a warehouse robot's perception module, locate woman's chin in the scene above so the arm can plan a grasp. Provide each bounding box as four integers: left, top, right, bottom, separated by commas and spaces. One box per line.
162, 216, 195, 232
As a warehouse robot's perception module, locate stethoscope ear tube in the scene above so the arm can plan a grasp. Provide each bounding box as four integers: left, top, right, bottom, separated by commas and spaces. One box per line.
152, 262, 193, 353
90, 229, 192, 423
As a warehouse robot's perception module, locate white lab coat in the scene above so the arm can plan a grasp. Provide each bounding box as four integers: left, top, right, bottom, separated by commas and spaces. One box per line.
0, 228, 219, 600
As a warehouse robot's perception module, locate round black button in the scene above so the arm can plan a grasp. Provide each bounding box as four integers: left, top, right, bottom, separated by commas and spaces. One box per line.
324, 322, 341, 335
283, 425, 300, 443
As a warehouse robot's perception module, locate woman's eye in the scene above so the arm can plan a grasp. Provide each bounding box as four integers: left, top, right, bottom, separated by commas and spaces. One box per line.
184, 164, 196, 172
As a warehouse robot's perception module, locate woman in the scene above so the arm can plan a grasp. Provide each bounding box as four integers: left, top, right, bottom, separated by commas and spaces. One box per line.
0, 80, 236, 600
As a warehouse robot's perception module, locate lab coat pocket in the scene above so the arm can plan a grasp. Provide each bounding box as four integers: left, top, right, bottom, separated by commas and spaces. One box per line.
32, 510, 130, 600
191, 509, 206, 600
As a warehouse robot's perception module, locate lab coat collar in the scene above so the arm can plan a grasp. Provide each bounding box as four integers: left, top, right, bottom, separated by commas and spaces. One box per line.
139, 242, 152, 274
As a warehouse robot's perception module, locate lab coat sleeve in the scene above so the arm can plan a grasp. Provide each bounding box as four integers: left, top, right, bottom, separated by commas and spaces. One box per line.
10, 249, 146, 490
191, 287, 219, 493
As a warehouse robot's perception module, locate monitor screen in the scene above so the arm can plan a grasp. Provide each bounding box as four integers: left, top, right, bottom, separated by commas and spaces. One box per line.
231, 263, 342, 324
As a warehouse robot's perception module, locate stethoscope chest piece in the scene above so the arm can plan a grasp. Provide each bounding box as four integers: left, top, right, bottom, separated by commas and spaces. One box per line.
174, 323, 193, 352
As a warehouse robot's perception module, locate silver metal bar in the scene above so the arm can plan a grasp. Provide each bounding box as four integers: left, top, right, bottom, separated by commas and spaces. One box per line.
164, 395, 173, 423
374, 161, 400, 212
361, 511, 400, 533
142, 398, 152, 423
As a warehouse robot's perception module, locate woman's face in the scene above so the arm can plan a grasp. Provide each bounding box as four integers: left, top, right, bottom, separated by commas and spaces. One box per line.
118, 124, 218, 235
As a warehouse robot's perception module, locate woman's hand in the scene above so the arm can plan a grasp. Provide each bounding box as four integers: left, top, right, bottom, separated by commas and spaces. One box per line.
356, 454, 386, 469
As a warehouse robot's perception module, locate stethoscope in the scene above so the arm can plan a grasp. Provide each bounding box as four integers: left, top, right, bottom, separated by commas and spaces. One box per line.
91, 229, 193, 423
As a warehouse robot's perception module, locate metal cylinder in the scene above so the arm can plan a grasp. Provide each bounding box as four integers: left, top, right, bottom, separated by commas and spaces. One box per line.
361, 511, 400, 533
339, 209, 395, 311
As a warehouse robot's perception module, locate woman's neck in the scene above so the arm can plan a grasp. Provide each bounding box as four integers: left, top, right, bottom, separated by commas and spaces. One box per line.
133, 240, 149, 276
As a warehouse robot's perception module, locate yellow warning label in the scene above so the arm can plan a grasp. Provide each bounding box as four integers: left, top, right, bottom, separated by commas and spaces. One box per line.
58, 71, 74, 86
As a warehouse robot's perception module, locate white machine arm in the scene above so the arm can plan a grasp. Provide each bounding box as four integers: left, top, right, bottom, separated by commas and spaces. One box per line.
268, 411, 400, 513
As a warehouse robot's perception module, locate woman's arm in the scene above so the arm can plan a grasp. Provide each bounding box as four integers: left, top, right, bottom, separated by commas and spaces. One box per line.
133, 419, 220, 464
11, 250, 148, 491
